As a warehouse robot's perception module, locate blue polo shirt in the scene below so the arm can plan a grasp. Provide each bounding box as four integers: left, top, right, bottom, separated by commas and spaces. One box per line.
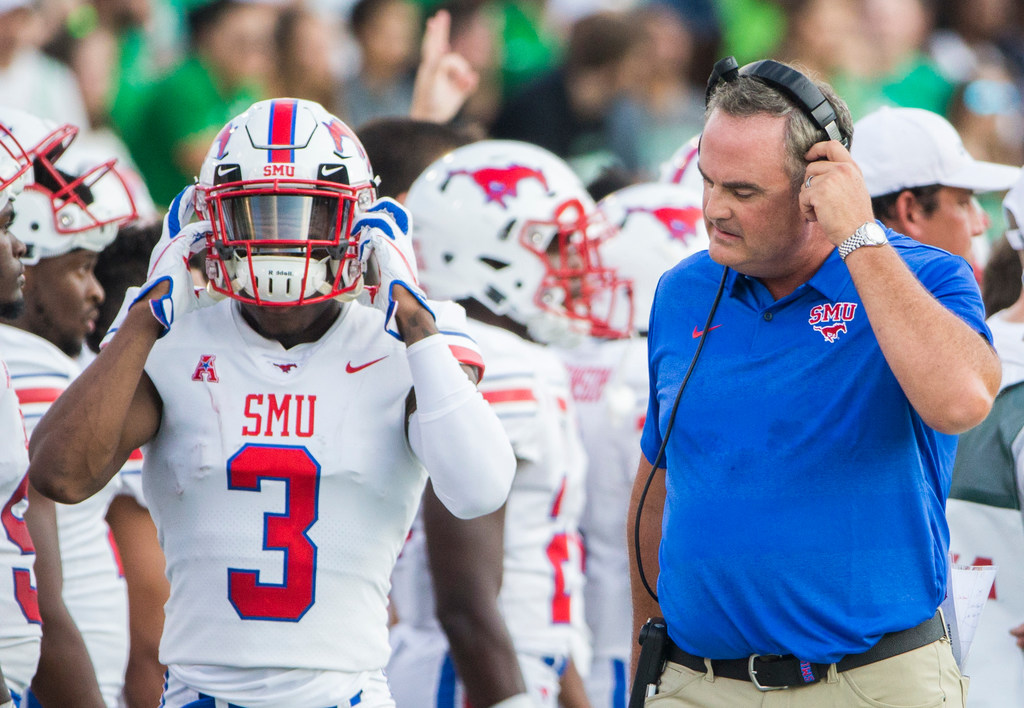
640, 227, 991, 663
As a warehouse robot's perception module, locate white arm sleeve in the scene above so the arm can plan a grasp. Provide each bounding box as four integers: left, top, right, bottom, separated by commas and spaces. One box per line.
407, 334, 515, 519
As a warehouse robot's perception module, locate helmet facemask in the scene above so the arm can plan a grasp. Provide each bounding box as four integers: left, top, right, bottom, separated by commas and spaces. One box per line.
202, 177, 371, 306
519, 198, 634, 343
0, 118, 76, 201
31, 159, 138, 237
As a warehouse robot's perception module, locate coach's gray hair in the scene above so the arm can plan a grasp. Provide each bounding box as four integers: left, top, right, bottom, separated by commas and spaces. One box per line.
705, 66, 854, 192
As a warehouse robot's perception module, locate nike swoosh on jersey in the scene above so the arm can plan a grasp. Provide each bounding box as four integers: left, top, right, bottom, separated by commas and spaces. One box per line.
345, 356, 388, 373
691, 324, 723, 338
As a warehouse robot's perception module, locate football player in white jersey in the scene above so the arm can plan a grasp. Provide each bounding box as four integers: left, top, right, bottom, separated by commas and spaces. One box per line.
27, 98, 515, 708
358, 118, 531, 708
397, 139, 634, 708
945, 173, 1024, 706
0, 148, 35, 708
0, 107, 138, 707
0, 121, 107, 707
556, 182, 707, 707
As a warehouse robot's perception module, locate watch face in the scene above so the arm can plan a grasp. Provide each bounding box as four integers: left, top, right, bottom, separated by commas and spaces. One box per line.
864, 223, 887, 246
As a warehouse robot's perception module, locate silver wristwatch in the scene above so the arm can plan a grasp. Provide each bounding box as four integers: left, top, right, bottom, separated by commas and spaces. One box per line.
838, 221, 887, 261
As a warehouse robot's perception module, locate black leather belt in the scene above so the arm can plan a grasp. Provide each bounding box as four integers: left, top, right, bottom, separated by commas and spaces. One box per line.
665, 612, 946, 691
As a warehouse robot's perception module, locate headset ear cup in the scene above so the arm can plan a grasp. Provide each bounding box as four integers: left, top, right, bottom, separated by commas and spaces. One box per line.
706, 56, 740, 104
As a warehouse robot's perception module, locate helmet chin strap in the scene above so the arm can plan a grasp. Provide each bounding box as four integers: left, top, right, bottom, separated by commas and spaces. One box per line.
229, 254, 334, 303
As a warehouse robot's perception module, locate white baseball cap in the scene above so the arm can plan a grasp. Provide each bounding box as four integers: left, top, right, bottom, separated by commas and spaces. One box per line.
0, 0, 31, 14
852, 106, 1020, 198
1002, 171, 1024, 250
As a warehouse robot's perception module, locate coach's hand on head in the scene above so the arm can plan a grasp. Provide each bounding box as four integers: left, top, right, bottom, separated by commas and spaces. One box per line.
799, 140, 876, 247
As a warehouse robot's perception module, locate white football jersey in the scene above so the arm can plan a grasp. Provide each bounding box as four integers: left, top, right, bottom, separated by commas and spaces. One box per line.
0, 324, 128, 706
143, 299, 481, 697
0, 356, 39, 697
387, 320, 588, 706
474, 321, 588, 659
554, 336, 649, 668
945, 313, 1024, 707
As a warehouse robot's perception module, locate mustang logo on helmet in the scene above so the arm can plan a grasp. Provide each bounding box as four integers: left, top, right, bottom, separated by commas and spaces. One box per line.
624, 205, 704, 244
442, 165, 552, 208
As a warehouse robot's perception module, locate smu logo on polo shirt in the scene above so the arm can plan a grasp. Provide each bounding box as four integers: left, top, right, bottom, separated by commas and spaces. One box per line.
808, 302, 857, 343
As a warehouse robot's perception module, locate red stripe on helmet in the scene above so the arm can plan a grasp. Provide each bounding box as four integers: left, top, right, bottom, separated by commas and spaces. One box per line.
268, 99, 297, 164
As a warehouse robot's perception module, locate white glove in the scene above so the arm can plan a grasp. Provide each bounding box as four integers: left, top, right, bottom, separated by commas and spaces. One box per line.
101, 186, 214, 345
355, 197, 434, 340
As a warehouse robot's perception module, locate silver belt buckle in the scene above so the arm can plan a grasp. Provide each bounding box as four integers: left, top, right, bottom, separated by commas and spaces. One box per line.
748, 654, 789, 692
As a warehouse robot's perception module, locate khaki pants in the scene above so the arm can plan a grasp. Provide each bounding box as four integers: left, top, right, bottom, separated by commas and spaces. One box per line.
646, 638, 969, 707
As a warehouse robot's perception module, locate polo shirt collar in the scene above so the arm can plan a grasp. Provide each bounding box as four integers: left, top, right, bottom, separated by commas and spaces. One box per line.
724, 245, 854, 303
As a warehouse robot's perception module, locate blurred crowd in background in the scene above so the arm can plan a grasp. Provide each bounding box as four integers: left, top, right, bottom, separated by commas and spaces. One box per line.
2, 0, 1024, 263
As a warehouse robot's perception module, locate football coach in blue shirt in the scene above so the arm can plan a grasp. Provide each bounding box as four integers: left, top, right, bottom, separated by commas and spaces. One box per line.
627, 58, 1002, 706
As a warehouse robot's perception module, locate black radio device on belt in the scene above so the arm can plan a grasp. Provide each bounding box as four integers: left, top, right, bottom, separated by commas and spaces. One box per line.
628, 617, 669, 708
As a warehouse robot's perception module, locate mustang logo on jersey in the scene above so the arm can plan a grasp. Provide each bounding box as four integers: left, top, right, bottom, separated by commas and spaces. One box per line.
274, 363, 299, 373
242, 393, 316, 437
192, 355, 219, 382
808, 302, 857, 343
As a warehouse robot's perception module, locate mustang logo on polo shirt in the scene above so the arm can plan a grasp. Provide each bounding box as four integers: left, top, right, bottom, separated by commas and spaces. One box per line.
808, 302, 857, 343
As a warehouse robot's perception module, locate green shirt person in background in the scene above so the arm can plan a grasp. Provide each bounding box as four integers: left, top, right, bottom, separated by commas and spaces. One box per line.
123, 0, 277, 205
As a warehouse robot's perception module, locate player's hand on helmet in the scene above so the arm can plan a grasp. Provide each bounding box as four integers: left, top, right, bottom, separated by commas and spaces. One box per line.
355, 197, 435, 340
102, 186, 215, 345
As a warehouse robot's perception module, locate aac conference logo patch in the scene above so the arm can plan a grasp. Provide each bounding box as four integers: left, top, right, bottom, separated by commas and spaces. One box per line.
808, 302, 857, 343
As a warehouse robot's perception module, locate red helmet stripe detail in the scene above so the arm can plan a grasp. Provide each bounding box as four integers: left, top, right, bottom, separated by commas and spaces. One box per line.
268, 99, 297, 164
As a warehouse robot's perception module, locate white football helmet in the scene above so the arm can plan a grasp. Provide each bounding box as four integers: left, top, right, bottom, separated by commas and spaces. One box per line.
0, 108, 137, 264
0, 153, 22, 211
0, 107, 52, 198
1004, 172, 1024, 251
196, 98, 377, 306
406, 140, 633, 344
598, 182, 709, 330
658, 132, 703, 194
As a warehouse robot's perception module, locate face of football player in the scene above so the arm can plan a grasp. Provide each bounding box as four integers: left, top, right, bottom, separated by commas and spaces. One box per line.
21, 249, 104, 357
0, 203, 26, 319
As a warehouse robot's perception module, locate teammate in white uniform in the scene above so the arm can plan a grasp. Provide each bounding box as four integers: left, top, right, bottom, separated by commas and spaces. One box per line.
946, 175, 1024, 707
0, 149, 37, 706
393, 140, 633, 707
0, 107, 137, 707
27, 98, 515, 708
358, 118, 531, 708
552, 182, 708, 707
0, 117, 106, 707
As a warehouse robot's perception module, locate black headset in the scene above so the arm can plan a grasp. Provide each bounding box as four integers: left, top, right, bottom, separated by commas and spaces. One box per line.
705, 56, 850, 148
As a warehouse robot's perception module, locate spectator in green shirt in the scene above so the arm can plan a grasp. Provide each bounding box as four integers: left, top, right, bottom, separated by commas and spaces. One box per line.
124, 0, 278, 205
